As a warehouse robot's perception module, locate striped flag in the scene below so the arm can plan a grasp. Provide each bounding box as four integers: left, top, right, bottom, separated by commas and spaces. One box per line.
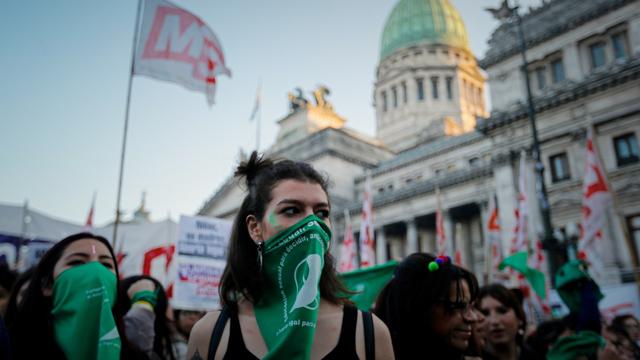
359, 175, 376, 267
579, 129, 612, 285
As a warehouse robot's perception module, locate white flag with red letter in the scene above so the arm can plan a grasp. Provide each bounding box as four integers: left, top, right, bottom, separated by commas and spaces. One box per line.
134, 0, 231, 106
359, 175, 375, 267
436, 187, 447, 256
579, 129, 612, 284
486, 194, 504, 280
511, 152, 551, 321
338, 210, 357, 272
511, 151, 529, 255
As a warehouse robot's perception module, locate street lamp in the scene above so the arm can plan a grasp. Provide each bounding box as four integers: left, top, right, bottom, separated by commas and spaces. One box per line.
564, 221, 580, 261
486, 0, 565, 282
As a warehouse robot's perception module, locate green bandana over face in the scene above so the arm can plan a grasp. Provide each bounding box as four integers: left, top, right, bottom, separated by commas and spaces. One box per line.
52, 261, 121, 360
254, 214, 331, 360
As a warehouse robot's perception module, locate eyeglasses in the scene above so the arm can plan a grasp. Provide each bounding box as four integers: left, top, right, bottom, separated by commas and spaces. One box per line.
438, 299, 475, 315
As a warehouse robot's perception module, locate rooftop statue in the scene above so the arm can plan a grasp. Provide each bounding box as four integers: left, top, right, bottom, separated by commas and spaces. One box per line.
312, 85, 333, 110
287, 87, 309, 112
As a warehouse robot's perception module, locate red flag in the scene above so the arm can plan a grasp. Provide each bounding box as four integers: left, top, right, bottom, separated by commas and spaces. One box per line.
359, 175, 375, 267
84, 192, 96, 230
579, 129, 612, 284
338, 210, 357, 272
436, 187, 447, 256
134, 0, 231, 106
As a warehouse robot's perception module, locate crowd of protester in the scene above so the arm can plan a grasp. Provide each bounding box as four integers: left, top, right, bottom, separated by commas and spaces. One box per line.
0, 153, 639, 359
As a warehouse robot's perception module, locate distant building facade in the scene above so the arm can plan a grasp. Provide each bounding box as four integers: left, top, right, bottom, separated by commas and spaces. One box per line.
199, 0, 640, 286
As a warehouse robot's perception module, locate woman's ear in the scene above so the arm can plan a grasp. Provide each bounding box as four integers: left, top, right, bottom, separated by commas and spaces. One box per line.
41, 277, 53, 297
246, 215, 263, 243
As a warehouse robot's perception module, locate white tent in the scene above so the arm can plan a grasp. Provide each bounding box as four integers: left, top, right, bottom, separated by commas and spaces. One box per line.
0, 203, 178, 286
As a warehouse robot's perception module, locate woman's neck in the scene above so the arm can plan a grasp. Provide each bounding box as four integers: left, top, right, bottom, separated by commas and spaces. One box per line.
487, 342, 518, 360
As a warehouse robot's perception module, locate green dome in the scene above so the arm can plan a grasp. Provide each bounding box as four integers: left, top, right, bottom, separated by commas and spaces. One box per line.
380, 0, 470, 59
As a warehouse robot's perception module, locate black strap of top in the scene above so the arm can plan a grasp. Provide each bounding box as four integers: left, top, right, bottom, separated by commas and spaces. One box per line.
207, 307, 230, 360
363, 310, 375, 360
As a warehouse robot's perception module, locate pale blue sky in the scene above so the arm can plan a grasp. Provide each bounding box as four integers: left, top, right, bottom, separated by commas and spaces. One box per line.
1, 0, 541, 226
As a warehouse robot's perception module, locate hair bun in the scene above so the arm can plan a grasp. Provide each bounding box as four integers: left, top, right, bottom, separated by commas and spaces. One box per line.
234, 151, 273, 187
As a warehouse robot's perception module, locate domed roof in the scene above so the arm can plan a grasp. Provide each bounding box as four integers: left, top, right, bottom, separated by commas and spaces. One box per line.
380, 0, 470, 59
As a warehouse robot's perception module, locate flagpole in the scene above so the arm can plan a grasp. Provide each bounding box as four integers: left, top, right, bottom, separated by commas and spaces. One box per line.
16, 199, 29, 269
113, 0, 143, 247
256, 80, 262, 151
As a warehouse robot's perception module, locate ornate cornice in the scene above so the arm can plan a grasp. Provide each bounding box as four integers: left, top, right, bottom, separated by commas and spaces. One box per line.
198, 127, 391, 217
480, 0, 634, 68
477, 58, 640, 133
348, 165, 493, 212
355, 132, 486, 182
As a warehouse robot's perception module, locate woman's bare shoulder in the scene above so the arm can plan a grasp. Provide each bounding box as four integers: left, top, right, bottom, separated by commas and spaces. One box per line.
186, 310, 224, 360
371, 312, 395, 359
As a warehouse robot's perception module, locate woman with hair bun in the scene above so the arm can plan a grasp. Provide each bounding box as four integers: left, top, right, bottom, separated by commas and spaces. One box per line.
187, 151, 394, 359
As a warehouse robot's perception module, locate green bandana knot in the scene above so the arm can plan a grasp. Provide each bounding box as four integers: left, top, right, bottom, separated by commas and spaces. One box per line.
254, 214, 332, 359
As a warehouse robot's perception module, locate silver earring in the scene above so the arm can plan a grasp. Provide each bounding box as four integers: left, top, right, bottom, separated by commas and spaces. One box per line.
257, 241, 264, 271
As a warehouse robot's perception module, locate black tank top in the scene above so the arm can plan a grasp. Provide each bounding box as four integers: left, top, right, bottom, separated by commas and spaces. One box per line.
222, 305, 360, 359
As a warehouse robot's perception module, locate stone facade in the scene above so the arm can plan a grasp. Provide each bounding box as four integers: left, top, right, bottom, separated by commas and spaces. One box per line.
199, 0, 640, 286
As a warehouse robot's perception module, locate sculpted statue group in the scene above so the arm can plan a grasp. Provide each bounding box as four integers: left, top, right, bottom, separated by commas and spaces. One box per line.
287, 86, 333, 112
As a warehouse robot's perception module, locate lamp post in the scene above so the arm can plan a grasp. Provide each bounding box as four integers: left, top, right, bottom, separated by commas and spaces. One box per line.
564, 221, 580, 261
487, 0, 565, 282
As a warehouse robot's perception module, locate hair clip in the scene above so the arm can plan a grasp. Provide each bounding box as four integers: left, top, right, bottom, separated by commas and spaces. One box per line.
429, 255, 451, 272
428, 261, 439, 272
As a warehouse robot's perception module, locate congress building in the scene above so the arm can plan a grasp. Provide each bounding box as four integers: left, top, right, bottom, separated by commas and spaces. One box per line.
199, 0, 640, 286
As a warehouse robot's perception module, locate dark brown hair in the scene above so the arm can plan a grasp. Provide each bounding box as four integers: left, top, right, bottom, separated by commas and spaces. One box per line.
478, 284, 527, 346
374, 253, 479, 359
9, 232, 145, 359
219, 151, 350, 308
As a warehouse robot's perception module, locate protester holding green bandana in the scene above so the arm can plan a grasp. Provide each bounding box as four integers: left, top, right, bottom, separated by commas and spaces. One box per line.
187, 151, 394, 359
9, 232, 152, 360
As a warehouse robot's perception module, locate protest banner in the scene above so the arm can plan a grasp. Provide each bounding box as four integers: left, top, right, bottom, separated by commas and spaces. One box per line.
172, 215, 232, 310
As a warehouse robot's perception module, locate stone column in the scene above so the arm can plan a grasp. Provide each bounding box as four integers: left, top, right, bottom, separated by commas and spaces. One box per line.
406, 218, 418, 256
421, 229, 435, 253
459, 221, 473, 269
478, 201, 490, 284
376, 226, 388, 265
443, 210, 455, 255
